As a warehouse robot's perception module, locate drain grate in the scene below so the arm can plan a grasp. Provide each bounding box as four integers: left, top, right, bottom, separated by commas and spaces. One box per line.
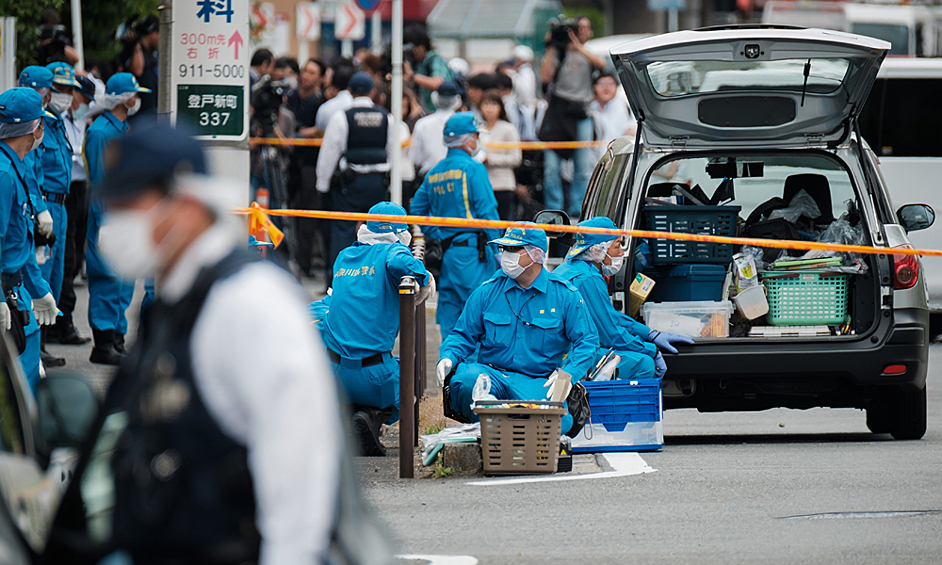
779, 510, 940, 520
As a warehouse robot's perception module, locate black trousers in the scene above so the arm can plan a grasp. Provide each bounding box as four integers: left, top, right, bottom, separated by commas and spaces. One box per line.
328, 172, 389, 275
58, 180, 89, 328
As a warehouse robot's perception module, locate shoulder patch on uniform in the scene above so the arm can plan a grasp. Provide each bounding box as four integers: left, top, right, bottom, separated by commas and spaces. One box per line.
547, 270, 579, 292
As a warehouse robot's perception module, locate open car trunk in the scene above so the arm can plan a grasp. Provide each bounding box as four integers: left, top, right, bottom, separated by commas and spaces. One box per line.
626, 150, 884, 342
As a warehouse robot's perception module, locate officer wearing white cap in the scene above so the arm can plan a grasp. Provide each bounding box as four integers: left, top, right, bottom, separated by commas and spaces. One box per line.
316, 71, 396, 272
83, 72, 150, 365
0, 87, 59, 393
436, 223, 599, 433
48, 123, 345, 565
410, 112, 501, 343
314, 201, 432, 455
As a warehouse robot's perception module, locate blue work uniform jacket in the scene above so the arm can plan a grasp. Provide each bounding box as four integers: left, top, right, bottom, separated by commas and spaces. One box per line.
554, 259, 657, 358
0, 142, 52, 299
410, 148, 501, 243
23, 150, 48, 215
39, 111, 72, 194
441, 267, 599, 381
84, 111, 128, 188
321, 241, 430, 359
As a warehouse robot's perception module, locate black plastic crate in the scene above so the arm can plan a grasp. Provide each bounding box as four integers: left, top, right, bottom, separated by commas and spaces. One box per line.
642, 205, 741, 265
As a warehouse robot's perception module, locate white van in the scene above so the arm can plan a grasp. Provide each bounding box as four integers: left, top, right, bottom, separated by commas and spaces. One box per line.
858, 57, 942, 334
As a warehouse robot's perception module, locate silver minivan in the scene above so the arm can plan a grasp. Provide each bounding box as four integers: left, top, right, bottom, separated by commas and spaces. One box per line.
549, 26, 934, 439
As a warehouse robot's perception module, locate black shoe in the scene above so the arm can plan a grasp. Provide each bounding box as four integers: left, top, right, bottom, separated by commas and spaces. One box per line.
352, 411, 386, 456
89, 344, 124, 366
55, 324, 91, 345
113, 333, 127, 354
40, 349, 66, 368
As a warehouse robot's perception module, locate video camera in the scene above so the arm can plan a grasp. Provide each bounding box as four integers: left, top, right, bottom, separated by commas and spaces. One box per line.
548, 16, 580, 52
251, 77, 290, 137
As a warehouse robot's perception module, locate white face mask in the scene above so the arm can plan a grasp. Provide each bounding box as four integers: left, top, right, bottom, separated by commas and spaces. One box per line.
397, 230, 412, 247
99, 208, 160, 280
49, 92, 72, 114
500, 251, 526, 279
601, 253, 624, 276
30, 130, 43, 152
127, 97, 142, 116
73, 103, 90, 121
470, 139, 482, 158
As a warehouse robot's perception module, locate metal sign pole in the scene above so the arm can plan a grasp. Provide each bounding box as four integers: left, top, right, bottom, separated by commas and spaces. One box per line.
389, 0, 403, 206
158, 0, 173, 124
70, 0, 85, 71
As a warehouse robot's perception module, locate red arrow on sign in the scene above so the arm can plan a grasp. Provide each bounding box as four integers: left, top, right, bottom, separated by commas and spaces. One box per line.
300, 8, 316, 37
339, 4, 361, 38
229, 30, 244, 59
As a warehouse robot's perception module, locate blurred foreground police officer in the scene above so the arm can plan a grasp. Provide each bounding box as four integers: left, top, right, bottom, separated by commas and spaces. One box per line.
316, 71, 395, 272
314, 201, 432, 455
436, 224, 598, 434
46, 123, 346, 565
410, 112, 500, 343
0, 88, 59, 393
554, 216, 694, 379
84, 72, 149, 365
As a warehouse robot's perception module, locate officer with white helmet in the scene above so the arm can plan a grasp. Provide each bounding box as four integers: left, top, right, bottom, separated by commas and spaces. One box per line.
554, 216, 695, 378
314, 201, 433, 455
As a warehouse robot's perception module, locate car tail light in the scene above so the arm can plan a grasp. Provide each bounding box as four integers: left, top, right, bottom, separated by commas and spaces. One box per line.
892, 245, 919, 290
882, 364, 907, 376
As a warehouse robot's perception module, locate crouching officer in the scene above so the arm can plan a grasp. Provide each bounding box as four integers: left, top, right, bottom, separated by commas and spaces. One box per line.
554, 216, 694, 378
410, 112, 500, 342
45, 123, 345, 565
316, 71, 394, 272
314, 201, 433, 455
0, 87, 59, 393
435, 224, 598, 434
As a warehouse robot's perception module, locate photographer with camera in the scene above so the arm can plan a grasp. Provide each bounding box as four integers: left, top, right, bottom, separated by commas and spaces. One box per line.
123, 15, 160, 120
538, 15, 605, 219
403, 25, 453, 114
37, 9, 79, 66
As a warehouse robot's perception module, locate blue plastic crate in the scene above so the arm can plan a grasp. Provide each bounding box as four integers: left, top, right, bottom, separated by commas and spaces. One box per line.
572, 378, 664, 453
646, 264, 727, 303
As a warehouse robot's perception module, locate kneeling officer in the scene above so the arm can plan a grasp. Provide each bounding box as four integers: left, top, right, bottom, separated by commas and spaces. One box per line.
554, 216, 694, 378
316, 201, 432, 455
436, 224, 598, 434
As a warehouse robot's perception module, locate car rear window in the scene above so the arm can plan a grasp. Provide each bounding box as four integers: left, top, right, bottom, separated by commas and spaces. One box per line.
645, 59, 850, 98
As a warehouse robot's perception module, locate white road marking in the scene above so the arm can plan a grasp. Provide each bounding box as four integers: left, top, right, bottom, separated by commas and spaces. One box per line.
465, 452, 657, 486
397, 555, 479, 565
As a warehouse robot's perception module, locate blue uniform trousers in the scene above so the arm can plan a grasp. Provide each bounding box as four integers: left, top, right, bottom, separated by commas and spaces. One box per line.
39, 200, 67, 304
437, 240, 497, 343
449, 362, 574, 435
14, 285, 40, 394
86, 206, 134, 334
598, 346, 656, 379
329, 354, 400, 424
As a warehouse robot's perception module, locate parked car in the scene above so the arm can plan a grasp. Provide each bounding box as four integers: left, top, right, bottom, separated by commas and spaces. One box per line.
541, 26, 933, 440
0, 333, 99, 563
857, 56, 942, 338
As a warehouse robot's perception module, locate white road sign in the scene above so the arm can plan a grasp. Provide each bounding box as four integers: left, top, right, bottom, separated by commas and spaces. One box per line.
170, 0, 250, 141
297, 2, 320, 40
335, 1, 365, 41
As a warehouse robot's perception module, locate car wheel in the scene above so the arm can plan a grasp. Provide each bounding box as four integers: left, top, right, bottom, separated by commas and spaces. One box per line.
890, 386, 927, 440
866, 400, 892, 435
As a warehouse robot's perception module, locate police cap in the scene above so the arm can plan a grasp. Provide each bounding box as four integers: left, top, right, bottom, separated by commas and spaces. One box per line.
99, 122, 207, 200
437, 80, 460, 97
105, 72, 151, 95
0, 88, 45, 124
366, 201, 408, 234
566, 216, 619, 259
443, 112, 483, 137
348, 72, 375, 95
18, 66, 54, 90
489, 222, 548, 253
47, 62, 81, 87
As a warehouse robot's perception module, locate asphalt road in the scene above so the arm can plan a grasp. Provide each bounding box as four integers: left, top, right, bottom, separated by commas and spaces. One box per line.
364, 344, 942, 565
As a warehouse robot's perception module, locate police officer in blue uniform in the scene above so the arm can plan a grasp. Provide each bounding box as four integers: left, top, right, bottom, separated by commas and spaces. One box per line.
554, 216, 694, 379
316, 72, 395, 272
0, 88, 59, 393
83, 72, 150, 365
410, 112, 501, 343
315, 201, 432, 455
436, 224, 599, 434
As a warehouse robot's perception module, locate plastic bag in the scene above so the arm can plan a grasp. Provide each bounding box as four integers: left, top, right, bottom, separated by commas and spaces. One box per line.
814, 218, 868, 273
769, 189, 822, 224
733, 252, 759, 289
740, 245, 768, 272
421, 423, 481, 466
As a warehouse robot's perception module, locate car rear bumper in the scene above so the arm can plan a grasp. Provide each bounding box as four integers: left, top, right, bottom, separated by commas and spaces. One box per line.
661, 307, 928, 411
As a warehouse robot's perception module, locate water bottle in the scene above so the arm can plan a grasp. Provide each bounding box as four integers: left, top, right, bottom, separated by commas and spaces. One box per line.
471, 373, 496, 409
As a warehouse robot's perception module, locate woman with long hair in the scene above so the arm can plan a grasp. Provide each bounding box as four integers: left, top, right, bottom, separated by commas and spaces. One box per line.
479, 89, 522, 220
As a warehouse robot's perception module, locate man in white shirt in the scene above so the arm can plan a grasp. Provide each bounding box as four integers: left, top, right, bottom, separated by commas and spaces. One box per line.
51, 122, 348, 565
314, 65, 355, 133
512, 44, 538, 108
590, 72, 636, 160
316, 72, 396, 271
409, 80, 460, 178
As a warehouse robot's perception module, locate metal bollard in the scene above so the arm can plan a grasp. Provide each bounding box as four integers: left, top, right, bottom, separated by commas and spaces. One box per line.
398, 276, 416, 478
414, 298, 426, 447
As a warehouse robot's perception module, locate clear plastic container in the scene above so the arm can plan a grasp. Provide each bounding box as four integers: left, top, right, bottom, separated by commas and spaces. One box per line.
733, 284, 770, 320
641, 300, 734, 338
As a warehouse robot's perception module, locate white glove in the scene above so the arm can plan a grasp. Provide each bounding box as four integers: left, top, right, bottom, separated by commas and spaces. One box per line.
544, 369, 573, 401
416, 275, 436, 304
36, 210, 53, 237
31, 293, 58, 326
0, 301, 10, 331
436, 358, 453, 387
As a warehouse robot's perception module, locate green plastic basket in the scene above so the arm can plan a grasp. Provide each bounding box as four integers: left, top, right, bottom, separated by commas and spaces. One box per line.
761, 271, 849, 326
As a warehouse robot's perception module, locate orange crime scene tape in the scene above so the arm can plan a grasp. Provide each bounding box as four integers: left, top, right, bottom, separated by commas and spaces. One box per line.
249, 137, 606, 150
236, 204, 942, 258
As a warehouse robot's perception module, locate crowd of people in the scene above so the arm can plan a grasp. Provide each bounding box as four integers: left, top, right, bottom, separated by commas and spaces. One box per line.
248, 18, 637, 279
